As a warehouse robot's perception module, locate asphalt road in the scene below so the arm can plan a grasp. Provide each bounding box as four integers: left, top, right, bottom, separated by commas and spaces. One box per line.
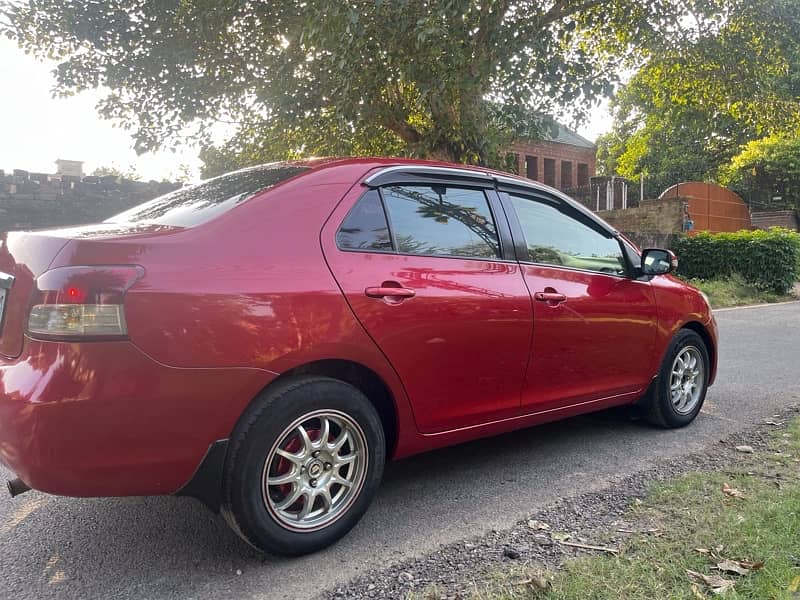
1, 302, 799, 600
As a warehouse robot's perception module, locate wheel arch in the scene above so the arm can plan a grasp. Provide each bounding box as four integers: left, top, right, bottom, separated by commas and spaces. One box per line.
680, 320, 717, 385
274, 359, 399, 458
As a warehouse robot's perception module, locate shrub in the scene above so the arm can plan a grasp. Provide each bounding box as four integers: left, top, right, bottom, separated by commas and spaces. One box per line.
671, 228, 800, 294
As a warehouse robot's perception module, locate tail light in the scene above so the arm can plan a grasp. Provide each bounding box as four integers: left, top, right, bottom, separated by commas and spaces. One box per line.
27, 266, 144, 339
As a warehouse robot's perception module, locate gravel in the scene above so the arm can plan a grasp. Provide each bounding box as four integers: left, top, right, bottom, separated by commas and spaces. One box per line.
325, 405, 800, 599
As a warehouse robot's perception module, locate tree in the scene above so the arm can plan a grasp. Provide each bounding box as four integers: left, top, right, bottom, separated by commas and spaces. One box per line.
719, 133, 800, 210
3, 1, 714, 176
597, 0, 800, 188
91, 165, 140, 180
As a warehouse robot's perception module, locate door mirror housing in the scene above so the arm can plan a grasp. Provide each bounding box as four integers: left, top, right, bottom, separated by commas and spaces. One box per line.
641, 248, 678, 276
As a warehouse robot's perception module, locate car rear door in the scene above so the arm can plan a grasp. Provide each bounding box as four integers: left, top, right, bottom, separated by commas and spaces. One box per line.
322, 169, 532, 433
498, 186, 660, 412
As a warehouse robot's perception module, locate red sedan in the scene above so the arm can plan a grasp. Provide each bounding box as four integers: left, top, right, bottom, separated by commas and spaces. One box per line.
0, 158, 717, 555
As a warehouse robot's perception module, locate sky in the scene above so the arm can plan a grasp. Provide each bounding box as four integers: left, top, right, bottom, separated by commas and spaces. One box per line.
0, 37, 614, 182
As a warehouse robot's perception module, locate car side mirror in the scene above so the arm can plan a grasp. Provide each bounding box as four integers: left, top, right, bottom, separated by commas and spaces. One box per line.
641, 248, 678, 276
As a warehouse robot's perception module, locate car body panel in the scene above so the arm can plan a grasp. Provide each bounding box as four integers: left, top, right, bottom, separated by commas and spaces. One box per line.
519, 264, 659, 410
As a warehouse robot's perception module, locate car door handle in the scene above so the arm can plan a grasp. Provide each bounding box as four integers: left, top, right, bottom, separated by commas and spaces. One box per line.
534, 291, 567, 303
365, 286, 416, 299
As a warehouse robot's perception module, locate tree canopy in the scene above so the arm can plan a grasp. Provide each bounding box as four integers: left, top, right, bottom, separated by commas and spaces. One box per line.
3, 1, 721, 176
597, 0, 800, 190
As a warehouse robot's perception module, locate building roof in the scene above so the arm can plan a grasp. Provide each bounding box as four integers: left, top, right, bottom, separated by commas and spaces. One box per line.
546, 123, 596, 149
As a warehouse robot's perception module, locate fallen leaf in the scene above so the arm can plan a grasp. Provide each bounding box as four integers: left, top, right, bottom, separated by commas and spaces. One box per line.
695, 548, 711, 555
714, 559, 764, 576
722, 483, 746, 499
735, 445, 754, 453
551, 532, 571, 542
764, 420, 783, 426
687, 570, 736, 595
633, 498, 643, 506
690, 583, 706, 599
789, 575, 800, 592
518, 576, 551, 591
527, 519, 550, 531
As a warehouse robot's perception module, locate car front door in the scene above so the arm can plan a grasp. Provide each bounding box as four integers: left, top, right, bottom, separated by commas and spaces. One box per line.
500, 189, 660, 412
323, 177, 532, 433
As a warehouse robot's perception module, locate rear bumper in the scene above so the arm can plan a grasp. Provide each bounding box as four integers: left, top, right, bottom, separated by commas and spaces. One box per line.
0, 338, 272, 497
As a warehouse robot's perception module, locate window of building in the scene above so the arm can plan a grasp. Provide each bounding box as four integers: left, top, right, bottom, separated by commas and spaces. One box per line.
525, 156, 538, 180
381, 185, 501, 259
577, 163, 589, 187
561, 161, 573, 189
543, 159, 556, 187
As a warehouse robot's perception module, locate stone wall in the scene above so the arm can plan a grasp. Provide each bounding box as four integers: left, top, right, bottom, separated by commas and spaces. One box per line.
0, 169, 181, 234
597, 197, 685, 249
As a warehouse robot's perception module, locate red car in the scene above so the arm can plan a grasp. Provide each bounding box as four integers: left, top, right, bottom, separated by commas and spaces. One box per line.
0, 158, 717, 555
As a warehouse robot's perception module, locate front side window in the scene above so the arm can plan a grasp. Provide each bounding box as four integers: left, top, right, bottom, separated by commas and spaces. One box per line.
509, 193, 626, 276
381, 185, 501, 259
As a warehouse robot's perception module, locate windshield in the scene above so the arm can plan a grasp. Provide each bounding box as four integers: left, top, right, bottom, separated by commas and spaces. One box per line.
106, 164, 309, 227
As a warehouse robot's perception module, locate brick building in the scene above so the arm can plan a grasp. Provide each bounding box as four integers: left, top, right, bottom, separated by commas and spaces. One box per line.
506, 124, 596, 191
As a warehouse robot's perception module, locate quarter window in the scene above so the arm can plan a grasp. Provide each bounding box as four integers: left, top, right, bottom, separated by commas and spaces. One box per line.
336, 190, 393, 251
509, 194, 626, 276
381, 185, 501, 259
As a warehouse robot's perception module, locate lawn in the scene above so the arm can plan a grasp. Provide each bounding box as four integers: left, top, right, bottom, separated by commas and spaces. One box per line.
468, 419, 800, 599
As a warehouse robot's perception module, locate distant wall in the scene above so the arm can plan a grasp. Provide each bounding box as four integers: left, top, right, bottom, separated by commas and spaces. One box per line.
751, 210, 799, 231
0, 169, 181, 233
597, 197, 684, 248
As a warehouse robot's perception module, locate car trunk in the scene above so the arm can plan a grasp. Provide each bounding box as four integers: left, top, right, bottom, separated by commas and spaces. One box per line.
0, 223, 181, 358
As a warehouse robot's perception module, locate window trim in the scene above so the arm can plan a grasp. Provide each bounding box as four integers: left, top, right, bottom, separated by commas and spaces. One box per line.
499, 190, 635, 279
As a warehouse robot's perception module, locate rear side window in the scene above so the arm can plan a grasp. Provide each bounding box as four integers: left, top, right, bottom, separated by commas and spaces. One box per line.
381, 185, 501, 259
336, 190, 393, 251
106, 164, 309, 227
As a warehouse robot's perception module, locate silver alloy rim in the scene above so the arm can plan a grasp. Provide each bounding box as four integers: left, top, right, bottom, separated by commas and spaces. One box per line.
669, 345, 705, 415
262, 410, 368, 532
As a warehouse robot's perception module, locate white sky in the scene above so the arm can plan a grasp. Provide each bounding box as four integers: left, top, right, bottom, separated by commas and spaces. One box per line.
0, 37, 614, 182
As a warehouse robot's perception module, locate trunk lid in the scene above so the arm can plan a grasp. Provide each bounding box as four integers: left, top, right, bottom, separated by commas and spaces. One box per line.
0, 223, 181, 358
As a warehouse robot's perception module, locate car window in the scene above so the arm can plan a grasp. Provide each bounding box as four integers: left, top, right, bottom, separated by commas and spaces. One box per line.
336, 190, 393, 251
381, 185, 501, 259
508, 193, 626, 276
106, 163, 309, 227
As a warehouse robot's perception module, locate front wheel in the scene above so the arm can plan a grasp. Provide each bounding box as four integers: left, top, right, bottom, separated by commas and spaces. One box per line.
221, 376, 385, 556
642, 329, 710, 428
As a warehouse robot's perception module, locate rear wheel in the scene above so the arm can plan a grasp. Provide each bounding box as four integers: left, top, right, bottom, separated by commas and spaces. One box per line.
222, 376, 385, 555
642, 329, 710, 428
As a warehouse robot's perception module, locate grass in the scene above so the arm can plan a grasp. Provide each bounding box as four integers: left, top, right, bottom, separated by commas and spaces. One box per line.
685, 274, 796, 308
466, 418, 800, 599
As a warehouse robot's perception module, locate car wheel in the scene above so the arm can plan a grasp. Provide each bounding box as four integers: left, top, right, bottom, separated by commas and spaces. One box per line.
642, 329, 710, 428
221, 376, 385, 556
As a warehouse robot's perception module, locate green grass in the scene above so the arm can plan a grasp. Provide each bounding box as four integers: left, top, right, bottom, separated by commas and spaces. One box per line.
470, 419, 800, 599
686, 274, 796, 308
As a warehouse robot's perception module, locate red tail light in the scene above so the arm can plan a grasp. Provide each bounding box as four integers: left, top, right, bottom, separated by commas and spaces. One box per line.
27, 266, 144, 339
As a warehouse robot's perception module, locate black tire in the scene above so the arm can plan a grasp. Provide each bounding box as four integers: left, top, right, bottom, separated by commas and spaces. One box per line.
221, 376, 385, 556
642, 329, 710, 428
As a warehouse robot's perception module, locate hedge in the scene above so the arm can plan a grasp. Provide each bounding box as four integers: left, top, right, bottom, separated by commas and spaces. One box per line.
671, 228, 800, 294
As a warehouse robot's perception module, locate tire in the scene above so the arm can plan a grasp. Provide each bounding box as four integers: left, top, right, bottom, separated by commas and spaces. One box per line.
221, 376, 385, 556
642, 329, 710, 428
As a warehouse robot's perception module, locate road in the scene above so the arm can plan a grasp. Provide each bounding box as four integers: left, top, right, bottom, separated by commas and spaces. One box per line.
1, 302, 799, 599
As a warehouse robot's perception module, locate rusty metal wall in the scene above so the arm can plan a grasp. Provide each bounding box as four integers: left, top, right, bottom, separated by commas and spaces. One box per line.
659, 182, 751, 232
